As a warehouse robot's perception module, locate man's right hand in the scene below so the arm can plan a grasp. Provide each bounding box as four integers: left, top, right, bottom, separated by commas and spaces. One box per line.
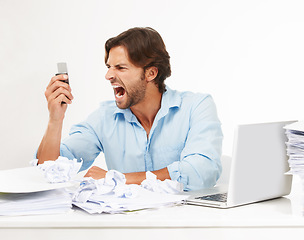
45, 74, 73, 122
37, 74, 74, 164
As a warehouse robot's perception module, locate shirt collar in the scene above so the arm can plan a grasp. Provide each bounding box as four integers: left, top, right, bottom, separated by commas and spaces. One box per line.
157, 86, 181, 119
113, 86, 181, 123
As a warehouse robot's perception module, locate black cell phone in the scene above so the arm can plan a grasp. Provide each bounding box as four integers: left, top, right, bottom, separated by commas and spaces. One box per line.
56, 62, 69, 104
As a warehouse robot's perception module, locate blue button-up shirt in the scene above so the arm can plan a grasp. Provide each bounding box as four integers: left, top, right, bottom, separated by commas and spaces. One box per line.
60, 87, 223, 191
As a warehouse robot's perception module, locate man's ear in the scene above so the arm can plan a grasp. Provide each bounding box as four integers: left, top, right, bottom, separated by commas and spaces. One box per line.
145, 67, 158, 82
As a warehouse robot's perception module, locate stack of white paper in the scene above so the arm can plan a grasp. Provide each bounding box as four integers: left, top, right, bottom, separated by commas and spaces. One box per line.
0, 189, 72, 216
285, 121, 304, 179
0, 166, 74, 216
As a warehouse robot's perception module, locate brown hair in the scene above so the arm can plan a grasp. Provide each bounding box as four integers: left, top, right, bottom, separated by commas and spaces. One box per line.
105, 27, 171, 93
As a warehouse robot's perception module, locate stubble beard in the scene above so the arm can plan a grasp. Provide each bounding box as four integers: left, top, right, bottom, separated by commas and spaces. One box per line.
116, 73, 146, 109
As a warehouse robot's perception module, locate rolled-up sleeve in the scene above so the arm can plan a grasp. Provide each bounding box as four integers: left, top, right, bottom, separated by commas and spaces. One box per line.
60, 121, 104, 172
167, 95, 223, 191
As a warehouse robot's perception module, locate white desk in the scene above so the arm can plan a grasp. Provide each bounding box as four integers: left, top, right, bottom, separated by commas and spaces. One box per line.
1, 179, 304, 240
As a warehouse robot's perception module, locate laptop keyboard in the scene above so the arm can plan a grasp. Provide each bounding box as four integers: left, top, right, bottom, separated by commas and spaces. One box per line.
195, 193, 228, 202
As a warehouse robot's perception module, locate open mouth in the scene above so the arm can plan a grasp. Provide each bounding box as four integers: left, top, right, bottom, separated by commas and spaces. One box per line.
112, 85, 126, 99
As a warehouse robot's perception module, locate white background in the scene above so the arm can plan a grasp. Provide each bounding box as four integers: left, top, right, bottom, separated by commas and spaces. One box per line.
0, 0, 303, 170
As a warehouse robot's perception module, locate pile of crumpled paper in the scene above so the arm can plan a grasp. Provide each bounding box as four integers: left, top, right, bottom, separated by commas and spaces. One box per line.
34, 157, 187, 214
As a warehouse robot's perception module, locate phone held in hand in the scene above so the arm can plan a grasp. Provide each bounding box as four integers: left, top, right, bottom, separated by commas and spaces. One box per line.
56, 62, 69, 84
56, 62, 69, 104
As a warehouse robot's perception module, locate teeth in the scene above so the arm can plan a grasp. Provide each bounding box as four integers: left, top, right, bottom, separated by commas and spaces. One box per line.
112, 85, 125, 98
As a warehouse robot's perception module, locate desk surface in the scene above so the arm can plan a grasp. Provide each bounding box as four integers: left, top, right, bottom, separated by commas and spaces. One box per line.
1, 178, 304, 240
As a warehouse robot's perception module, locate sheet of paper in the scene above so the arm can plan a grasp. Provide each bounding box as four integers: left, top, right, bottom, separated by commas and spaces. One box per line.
0, 167, 73, 193
284, 121, 304, 132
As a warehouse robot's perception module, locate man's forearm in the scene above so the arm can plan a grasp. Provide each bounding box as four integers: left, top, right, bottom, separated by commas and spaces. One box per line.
37, 120, 63, 164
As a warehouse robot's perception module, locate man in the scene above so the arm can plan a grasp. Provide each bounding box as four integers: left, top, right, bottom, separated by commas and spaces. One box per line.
37, 27, 223, 191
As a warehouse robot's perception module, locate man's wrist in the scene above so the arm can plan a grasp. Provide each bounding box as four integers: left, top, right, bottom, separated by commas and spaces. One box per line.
125, 172, 146, 185
124, 168, 171, 185
48, 118, 64, 129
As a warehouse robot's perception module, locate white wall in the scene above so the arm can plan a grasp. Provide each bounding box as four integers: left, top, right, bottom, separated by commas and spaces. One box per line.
0, 0, 304, 170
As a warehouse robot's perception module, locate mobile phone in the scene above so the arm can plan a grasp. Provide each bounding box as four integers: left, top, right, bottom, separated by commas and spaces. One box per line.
55, 62, 69, 84
56, 62, 69, 104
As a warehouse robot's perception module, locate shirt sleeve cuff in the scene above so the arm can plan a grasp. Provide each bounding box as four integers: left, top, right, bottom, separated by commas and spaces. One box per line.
167, 161, 188, 189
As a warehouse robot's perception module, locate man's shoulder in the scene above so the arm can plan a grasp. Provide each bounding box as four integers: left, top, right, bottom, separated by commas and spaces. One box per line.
168, 88, 211, 105
181, 90, 210, 99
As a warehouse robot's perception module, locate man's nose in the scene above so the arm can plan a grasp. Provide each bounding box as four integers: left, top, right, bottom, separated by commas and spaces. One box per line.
105, 67, 115, 81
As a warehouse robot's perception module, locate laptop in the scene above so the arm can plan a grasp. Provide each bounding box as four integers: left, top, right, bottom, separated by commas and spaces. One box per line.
184, 120, 294, 208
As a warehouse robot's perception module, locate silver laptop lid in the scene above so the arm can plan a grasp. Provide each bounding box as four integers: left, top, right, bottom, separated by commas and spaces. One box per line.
227, 121, 294, 207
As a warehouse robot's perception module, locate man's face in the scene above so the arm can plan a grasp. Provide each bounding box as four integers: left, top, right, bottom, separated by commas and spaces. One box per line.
105, 46, 147, 109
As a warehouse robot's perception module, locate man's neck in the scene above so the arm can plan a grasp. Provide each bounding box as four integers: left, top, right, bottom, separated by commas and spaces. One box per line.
130, 87, 162, 137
